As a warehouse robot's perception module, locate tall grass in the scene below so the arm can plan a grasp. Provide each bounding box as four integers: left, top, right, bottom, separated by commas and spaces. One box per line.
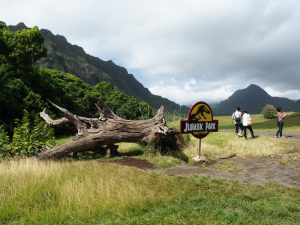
0, 159, 300, 224
0, 159, 192, 224
183, 132, 298, 160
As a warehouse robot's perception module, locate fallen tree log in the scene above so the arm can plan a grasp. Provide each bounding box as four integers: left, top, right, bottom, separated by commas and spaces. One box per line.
37, 100, 178, 159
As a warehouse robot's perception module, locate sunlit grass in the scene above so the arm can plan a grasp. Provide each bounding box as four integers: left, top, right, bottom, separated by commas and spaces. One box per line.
0, 159, 300, 224
167, 113, 299, 162
54, 122, 299, 165
0, 159, 191, 224
168, 112, 300, 132
213, 160, 245, 174
183, 132, 298, 160
215, 112, 300, 132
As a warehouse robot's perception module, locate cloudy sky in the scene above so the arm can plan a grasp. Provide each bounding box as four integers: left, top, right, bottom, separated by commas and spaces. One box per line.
2, 0, 300, 105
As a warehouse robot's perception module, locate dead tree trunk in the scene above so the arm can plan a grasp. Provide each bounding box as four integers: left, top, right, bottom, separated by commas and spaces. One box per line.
37, 100, 177, 159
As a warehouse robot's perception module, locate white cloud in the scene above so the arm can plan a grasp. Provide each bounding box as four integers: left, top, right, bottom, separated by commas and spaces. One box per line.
1, 0, 300, 104
265, 87, 300, 100
149, 79, 234, 105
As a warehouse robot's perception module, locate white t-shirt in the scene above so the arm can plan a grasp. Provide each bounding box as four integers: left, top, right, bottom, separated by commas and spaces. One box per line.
232, 111, 242, 124
242, 113, 251, 126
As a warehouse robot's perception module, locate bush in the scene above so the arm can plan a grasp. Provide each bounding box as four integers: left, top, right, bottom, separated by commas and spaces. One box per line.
142, 133, 188, 162
0, 125, 11, 157
11, 110, 55, 156
262, 104, 277, 119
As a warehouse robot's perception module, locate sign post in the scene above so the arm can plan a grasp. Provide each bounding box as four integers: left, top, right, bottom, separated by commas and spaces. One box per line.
180, 101, 218, 162
197, 139, 201, 157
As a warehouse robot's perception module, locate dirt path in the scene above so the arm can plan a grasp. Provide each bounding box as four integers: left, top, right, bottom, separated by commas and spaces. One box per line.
100, 131, 300, 189
159, 131, 300, 188
156, 155, 300, 188
101, 154, 300, 189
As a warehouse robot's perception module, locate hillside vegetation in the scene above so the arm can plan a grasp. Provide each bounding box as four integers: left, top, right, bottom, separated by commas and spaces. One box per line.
0, 22, 153, 136
10, 22, 188, 114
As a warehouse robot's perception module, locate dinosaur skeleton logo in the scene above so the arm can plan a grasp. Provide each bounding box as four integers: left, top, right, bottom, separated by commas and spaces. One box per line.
190, 104, 211, 121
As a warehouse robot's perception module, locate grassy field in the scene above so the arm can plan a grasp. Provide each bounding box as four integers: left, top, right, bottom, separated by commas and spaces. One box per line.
0, 159, 300, 225
116, 132, 298, 166
215, 112, 300, 132
165, 112, 300, 162
1, 113, 298, 224
168, 112, 300, 132
54, 112, 300, 165
184, 132, 298, 160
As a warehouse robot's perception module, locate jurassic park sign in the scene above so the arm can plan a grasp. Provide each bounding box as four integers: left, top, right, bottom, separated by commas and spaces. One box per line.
180, 101, 218, 139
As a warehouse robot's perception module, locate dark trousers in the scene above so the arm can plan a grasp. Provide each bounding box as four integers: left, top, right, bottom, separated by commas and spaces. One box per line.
244, 125, 254, 139
235, 122, 243, 134
276, 121, 284, 137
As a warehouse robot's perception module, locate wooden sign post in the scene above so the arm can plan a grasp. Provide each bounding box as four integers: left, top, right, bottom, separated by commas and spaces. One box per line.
180, 101, 218, 162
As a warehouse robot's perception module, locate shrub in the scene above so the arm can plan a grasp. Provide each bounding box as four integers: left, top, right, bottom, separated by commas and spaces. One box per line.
11, 110, 55, 156
142, 133, 187, 162
262, 104, 277, 119
0, 125, 11, 157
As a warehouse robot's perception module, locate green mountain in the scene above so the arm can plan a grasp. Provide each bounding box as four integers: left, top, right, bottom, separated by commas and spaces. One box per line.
214, 84, 299, 115
2, 22, 153, 135
10, 23, 189, 114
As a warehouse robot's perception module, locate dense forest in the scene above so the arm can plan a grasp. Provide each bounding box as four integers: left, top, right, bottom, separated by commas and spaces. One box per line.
0, 21, 153, 157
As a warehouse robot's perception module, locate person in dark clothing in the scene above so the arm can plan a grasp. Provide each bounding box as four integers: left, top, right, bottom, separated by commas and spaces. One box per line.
232, 107, 243, 137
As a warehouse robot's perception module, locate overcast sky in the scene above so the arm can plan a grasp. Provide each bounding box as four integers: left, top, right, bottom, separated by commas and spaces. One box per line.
1, 0, 300, 105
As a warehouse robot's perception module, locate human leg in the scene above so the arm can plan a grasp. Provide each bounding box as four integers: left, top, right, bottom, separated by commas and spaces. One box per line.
276, 121, 283, 137
276, 122, 280, 137
279, 122, 284, 137
243, 126, 248, 139
235, 123, 239, 134
248, 126, 254, 138
239, 123, 244, 136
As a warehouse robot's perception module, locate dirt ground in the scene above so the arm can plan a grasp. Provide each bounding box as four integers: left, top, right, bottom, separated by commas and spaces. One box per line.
102, 158, 156, 170
101, 154, 300, 189
158, 156, 300, 188
100, 132, 300, 189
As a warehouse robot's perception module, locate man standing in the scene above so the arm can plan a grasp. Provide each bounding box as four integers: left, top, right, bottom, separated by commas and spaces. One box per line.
242, 110, 255, 139
232, 107, 243, 137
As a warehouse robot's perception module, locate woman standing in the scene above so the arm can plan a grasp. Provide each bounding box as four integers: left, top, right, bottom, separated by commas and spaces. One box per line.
275, 107, 287, 138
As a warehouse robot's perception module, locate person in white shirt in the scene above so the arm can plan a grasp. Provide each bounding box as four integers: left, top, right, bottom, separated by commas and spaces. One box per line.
232, 107, 243, 136
242, 110, 254, 139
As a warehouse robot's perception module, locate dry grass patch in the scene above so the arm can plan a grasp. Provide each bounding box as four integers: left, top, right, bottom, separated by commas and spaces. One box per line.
183, 133, 298, 160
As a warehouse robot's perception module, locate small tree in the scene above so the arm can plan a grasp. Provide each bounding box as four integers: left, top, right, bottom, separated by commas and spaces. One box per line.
261, 104, 277, 119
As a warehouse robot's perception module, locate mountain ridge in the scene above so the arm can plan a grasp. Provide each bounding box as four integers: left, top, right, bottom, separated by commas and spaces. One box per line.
214, 84, 299, 115
15, 24, 189, 114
